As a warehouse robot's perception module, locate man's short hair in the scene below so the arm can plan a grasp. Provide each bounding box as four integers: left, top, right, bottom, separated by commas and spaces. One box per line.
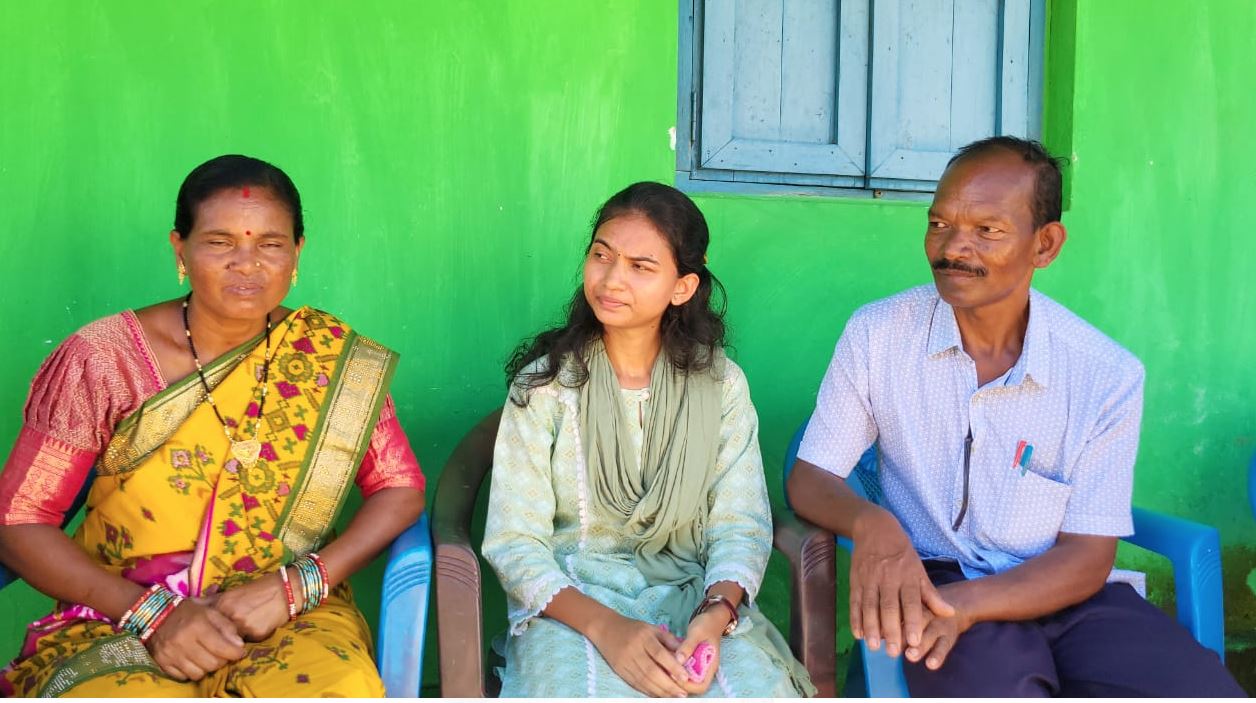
946, 136, 1065, 230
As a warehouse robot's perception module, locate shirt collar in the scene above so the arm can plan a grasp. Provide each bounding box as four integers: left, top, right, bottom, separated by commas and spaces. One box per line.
926, 288, 1052, 388
1020, 290, 1051, 388
926, 294, 962, 358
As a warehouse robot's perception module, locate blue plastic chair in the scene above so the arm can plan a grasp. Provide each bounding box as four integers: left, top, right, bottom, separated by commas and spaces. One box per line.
377, 511, 432, 697
1248, 450, 1256, 519
0, 470, 432, 698
782, 421, 1227, 697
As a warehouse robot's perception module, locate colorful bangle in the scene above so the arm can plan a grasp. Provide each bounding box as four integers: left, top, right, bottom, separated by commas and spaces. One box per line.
297, 558, 318, 613
118, 584, 181, 642
139, 595, 184, 643
279, 565, 297, 620
121, 585, 167, 633
117, 584, 162, 632
292, 554, 329, 614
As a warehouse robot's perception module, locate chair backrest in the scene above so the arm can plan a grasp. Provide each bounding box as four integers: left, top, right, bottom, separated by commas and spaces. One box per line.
433, 409, 502, 548
0, 468, 96, 589
782, 420, 880, 507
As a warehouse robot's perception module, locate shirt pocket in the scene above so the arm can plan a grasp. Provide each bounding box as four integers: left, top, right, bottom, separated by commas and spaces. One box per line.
990, 469, 1072, 560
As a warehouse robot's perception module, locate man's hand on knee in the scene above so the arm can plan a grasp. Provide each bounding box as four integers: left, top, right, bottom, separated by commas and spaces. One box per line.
850, 507, 954, 657
905, 610, 963, 670
905, 583, 974, 670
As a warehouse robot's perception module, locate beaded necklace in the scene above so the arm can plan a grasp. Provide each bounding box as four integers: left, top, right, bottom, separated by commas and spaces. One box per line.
181, 292, 273, 469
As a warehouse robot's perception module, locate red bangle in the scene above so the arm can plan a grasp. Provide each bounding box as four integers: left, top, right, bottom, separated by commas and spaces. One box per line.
309, 553, 330, 598
279, 566, 297, 620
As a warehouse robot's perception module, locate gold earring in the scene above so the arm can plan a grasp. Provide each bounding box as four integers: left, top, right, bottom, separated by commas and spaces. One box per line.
177, 262, 187, 286
291, 269, 299, 286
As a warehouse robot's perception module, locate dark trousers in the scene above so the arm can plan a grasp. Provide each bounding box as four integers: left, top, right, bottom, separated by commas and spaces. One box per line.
903, 561, 1245, 697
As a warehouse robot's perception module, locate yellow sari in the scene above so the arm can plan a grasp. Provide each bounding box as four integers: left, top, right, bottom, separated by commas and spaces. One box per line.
3, 307, 396, 697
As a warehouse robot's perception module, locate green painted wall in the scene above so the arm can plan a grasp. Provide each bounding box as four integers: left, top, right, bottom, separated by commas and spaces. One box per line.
0, 0, 1251, 692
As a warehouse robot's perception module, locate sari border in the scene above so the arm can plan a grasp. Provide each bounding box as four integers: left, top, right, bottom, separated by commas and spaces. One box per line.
276, 332, 397, 555
36, 634, 160, 698
100, 309, 305, 477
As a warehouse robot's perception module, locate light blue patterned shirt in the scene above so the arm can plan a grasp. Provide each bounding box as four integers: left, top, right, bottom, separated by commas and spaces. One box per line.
798, 285, 1144, 578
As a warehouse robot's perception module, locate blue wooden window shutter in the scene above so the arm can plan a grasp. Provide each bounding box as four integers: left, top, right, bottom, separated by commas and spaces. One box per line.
867, 0, 1045, 190
699, 0, 867, 186
679, 0, 1046, 195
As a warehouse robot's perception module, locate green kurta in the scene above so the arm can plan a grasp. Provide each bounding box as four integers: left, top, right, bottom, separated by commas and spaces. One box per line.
482, 359, 813, 697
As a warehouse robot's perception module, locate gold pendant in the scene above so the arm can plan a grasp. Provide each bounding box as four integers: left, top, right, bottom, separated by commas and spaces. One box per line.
231, 439, 262, 468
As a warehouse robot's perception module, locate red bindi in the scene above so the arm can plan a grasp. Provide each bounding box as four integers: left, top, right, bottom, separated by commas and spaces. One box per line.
242, 186, 250, 198
245, 230, 252, 236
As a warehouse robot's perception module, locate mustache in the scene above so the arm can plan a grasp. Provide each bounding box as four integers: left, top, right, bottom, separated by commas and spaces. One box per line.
931, 258, 988, 277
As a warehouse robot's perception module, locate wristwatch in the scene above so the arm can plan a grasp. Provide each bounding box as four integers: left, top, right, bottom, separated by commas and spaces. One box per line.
690, 594, 739, 636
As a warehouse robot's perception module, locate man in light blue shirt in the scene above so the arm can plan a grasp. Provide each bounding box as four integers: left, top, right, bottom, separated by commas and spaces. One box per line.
788, 136, 1241, 696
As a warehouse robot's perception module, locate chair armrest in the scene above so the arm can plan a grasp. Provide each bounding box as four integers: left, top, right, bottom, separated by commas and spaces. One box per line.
378, 513, 433, 697
431, 410, 501, 698
433, 538, 485, 697
857, 642, 911, 698
772, 508, 838, 698
830, 532, 912, 697
1122, 506, 1225, 659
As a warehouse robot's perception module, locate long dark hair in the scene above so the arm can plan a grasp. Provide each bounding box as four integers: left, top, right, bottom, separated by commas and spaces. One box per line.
504, 182, 727, 404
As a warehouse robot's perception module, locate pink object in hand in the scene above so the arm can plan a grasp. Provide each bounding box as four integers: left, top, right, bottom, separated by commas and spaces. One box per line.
684, 641, 715, 682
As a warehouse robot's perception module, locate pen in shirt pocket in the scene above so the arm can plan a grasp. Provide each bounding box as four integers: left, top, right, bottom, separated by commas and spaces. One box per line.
1013, 440, 1034, 476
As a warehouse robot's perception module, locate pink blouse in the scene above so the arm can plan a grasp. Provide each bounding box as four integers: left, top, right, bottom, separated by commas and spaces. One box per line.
0, 311, 424, 526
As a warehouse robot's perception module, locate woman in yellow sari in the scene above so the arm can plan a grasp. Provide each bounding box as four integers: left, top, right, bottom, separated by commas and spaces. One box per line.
0, 155, 426, 697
